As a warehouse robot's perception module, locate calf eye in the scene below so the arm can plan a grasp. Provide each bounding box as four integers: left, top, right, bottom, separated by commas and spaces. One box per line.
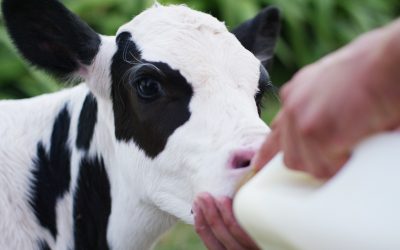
135, 78, 163, 100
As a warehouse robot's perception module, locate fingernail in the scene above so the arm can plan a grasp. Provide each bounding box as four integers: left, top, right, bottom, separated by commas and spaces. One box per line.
197, 193, 211, 205
216, 196, 225, 204
200, 192, 211, 199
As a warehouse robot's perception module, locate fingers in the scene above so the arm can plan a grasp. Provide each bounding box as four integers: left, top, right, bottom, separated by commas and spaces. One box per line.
196, 193, 245, 250
194, 198, 225, 250
252, 117, 281, 171
280, 112, 344, 178
280, 111, 307, 172
215, 197, 260, 249
255, 109, 340, 179
194, 193, 259, 250
271, 84, 350, 178
300, 139, 335, 179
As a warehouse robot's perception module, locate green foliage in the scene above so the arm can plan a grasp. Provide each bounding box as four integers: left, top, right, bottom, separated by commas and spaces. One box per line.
0, 0, 399, 99
265, 0, 400, 84
156, 223, 205, 250
0, 23, 60, 98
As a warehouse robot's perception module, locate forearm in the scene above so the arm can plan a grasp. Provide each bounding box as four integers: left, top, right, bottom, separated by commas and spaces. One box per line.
372, 18, 400, 129
333, 19, 400, 129
382, 18, 400, 66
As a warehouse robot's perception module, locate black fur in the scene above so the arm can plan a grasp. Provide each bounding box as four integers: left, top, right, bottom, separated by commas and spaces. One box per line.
76, 93, 98, 150
111, 32, 193, 158
255, 65, 273, 115
232, 6, 281, 69
38, 240, 51, 250
30, 106, 72, 239
73, 156, 111, 250
2, 0, 100, 77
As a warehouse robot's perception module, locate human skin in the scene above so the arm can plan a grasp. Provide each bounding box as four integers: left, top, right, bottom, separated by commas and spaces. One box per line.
253, 18, 400, 178
193, 193, 260, 250
195, 19, 400, 249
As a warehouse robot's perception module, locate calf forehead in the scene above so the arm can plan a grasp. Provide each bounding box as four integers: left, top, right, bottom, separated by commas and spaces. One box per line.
118, 5, 261, 91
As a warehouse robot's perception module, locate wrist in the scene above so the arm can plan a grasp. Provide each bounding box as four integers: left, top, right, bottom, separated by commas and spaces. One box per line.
370, 19, 400, 129
379, 19, 400, 74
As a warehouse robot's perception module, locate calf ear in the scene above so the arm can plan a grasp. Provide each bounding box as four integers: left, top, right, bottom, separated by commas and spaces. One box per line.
232, 6, 281, 68
2, 0, 101, 78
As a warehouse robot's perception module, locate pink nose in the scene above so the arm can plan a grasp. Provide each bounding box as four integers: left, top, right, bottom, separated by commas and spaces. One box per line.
228, 149, 256, 169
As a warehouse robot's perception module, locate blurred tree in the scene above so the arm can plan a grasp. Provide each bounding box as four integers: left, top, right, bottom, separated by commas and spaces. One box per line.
0, 0, 399, 99
263, 0, 400, 84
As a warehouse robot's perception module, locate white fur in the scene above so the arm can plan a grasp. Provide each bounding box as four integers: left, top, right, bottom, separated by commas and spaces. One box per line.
0, 4, 269, 250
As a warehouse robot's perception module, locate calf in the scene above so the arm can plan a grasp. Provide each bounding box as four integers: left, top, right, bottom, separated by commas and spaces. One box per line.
0, 0, 280, 249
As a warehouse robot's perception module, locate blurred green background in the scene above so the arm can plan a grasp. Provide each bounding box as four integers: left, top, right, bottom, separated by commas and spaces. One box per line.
0, 0, 399, 99
0, 0, 398, 249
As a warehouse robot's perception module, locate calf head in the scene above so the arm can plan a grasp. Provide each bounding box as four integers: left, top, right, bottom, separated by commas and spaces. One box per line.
3, 0, 280, 223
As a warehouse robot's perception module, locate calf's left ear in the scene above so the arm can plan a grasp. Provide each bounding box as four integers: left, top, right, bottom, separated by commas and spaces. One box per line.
2, 0, 101, 79
232, 6, 281, 69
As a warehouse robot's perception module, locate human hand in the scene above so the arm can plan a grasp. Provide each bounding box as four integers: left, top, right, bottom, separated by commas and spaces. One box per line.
253, 21, 400, 178
193, 193, 259, 250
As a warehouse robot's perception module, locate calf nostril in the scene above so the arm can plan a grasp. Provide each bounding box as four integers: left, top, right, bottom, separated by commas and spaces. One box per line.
237, 159, 251, 169
230, 150, 255, 169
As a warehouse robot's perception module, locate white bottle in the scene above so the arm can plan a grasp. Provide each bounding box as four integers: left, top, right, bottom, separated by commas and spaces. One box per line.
234, 132, 400, 250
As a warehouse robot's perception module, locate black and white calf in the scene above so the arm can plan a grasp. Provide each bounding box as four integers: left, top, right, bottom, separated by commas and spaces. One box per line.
0, 0, 280, 249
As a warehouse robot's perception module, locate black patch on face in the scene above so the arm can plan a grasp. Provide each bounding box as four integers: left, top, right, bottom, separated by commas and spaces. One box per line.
2, 0, 100, 77
76, 93, 98, 150
111, 32, 193, 158
38, 240, 50, 250
73, 156, 111, 250
30, 106, 71, 239
255, 65, 272, 115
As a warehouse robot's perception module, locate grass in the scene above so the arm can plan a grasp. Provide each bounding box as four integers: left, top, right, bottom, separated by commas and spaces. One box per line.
262, 96, 281, 125
155, 223, 205, 250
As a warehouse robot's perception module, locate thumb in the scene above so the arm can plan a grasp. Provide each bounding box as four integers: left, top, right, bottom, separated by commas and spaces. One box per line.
252, 129, 280, 171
